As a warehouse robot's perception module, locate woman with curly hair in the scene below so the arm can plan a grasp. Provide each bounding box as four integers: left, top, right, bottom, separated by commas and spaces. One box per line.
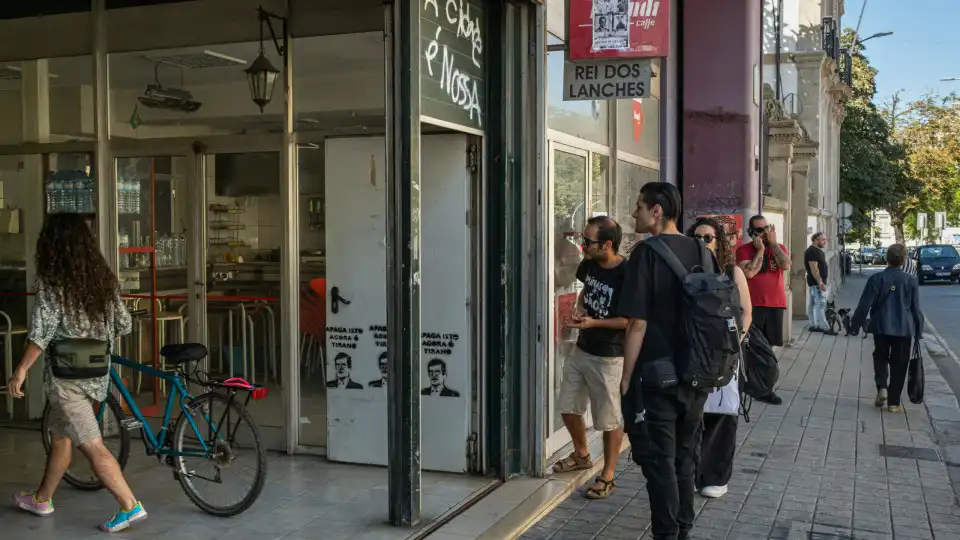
686, 216, 752, 499
8, 213, 146, 533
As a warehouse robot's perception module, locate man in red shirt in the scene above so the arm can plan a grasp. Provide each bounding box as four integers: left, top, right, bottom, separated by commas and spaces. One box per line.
736, 215, 791, 405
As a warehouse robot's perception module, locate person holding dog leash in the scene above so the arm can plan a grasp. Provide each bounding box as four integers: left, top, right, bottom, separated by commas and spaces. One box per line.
804, 232, 837, 336
849, 244, 925, 412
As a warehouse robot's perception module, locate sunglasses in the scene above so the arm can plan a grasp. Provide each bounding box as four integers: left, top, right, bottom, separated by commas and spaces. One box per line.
693, 234, 715, 244
581, 238, 603, 246
751, 226, 769, 235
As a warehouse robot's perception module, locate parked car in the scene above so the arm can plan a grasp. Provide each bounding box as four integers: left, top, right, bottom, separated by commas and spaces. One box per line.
914, 244, 960, 285
872, 248, 887, 265
856, 247, 876, 264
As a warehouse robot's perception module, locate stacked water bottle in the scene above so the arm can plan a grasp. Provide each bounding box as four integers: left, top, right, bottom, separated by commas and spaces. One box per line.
118, 176, 142, 214
44, 170, 97, 214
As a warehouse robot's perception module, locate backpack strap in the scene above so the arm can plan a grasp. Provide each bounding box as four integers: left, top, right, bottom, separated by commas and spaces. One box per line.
698, 240, 715, 273
645, 236, 689, 280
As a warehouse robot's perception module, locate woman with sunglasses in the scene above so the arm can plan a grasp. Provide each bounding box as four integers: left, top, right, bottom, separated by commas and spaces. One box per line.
686, 217, 752, 498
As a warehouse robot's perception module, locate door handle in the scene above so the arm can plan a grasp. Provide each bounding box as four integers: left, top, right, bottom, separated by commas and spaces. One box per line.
330, 286, 352, 314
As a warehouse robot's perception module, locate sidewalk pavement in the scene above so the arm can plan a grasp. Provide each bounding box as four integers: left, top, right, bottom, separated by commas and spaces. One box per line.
520, 274, 960, 540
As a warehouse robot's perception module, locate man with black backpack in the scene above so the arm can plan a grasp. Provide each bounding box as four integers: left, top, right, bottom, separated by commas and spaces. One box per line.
619, 182, 741, 540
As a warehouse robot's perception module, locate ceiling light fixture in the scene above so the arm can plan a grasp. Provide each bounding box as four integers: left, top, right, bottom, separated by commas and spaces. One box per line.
246, 5, 287, 113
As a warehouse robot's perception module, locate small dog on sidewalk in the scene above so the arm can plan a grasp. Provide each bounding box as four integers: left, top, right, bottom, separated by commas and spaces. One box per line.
836, 307, 869, 338
825, 301, 843, 334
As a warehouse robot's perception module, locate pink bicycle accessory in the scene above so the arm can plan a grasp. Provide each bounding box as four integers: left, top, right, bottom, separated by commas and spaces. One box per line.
221, 378, 268, 400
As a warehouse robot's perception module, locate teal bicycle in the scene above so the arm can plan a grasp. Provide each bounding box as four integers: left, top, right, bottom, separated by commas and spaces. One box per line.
40, 343, 268, 517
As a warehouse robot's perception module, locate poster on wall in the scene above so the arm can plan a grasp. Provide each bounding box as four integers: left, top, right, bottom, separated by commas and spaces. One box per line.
324, 136, 472, 474
568, 0, 671, 61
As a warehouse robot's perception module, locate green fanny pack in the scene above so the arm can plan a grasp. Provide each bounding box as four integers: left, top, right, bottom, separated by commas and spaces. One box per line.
49, 338, 110, 380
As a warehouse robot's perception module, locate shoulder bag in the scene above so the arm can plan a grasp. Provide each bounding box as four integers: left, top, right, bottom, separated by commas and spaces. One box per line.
49, 338, 111, 380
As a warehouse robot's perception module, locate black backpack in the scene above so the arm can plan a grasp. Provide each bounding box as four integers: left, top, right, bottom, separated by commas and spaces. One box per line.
645, 236, 742, 389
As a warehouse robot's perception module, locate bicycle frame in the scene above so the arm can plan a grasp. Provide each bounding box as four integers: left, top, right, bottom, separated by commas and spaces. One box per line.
107, 355, 210, 458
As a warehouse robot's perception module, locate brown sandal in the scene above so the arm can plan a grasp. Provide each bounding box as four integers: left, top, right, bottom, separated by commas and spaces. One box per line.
585, 476, 616, 499
552, 452, 592, 473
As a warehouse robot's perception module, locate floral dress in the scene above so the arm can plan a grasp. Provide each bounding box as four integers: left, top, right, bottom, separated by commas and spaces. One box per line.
27, 282, 133, 402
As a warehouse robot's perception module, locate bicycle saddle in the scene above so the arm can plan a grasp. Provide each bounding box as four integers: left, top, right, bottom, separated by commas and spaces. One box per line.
160, 343, 208, 364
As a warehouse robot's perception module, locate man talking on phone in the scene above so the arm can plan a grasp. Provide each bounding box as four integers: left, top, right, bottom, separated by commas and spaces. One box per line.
735, 215, 790, 405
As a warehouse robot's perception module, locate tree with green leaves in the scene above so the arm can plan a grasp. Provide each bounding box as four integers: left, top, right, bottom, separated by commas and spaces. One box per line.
892, 93, 960, 242
839, 29, 914, 243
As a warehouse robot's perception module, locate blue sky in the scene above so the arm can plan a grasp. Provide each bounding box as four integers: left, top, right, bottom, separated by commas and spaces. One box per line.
844, 0, 959, 104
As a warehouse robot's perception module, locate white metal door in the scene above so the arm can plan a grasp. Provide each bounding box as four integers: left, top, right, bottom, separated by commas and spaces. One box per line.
420, 134, 472, 473
322, 135, 473, 472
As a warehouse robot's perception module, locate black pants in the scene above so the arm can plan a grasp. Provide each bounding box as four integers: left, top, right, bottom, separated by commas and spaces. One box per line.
695, 413, 738, 489
752, 306, 785, 347
873, 334, 911, 406
628, 387, 707, 540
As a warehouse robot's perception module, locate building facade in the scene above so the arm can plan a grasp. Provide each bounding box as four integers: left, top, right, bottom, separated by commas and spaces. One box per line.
761, 0, 849, 325
0, 0, 851, 531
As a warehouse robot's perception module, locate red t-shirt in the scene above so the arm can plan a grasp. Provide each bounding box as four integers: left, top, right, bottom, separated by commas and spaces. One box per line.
736, 243, 789, 308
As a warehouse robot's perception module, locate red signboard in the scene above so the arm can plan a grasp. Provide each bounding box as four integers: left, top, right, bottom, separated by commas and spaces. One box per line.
568, 0, 670, 60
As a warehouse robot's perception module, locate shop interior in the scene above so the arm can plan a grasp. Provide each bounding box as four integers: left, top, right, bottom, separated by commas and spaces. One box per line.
0, 27, 479, 460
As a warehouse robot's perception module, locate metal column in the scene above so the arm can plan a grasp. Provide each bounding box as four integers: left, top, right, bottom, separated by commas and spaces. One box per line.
385, 0, 422, 527
279, 5, 300, 455
92, 0, 116, 267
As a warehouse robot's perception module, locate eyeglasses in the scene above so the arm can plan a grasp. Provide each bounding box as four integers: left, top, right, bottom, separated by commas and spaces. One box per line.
693, 234, 715, 244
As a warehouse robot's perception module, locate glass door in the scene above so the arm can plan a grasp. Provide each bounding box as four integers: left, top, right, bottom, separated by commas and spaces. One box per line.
202, 151, 284, 448
114, 155, 191, 418
546, 142, 590, 457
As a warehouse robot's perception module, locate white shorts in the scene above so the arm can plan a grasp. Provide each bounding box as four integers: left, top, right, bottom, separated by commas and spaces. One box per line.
557, 346, 624, 431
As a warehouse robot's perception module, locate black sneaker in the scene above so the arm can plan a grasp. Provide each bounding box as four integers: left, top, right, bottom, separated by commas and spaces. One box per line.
808, 327, 822, 333
823, 329, 838, 336
756, 392, 783, 405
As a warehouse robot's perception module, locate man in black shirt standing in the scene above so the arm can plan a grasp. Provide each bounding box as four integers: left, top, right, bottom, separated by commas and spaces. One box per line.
551, 216, 628, 500
804, 232, 835, 334
619, 182, 712, 540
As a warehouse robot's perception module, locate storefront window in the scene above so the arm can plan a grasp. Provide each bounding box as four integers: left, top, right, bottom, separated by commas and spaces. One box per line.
590, 154, 611, 217
616, 96, 660, 161
0, 56, 95, 145
615, 160, 659, 254
546, 50, 609, 145
109, 43, 281, 139
551, 148, 586, 434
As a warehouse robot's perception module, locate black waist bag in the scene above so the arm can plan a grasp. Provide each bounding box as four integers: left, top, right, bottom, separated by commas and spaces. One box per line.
49, 338, 110, 380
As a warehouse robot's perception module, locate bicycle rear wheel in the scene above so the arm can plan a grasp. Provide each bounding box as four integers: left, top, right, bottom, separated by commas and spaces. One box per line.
41, 394, 131, 491
172, 392, 267, 517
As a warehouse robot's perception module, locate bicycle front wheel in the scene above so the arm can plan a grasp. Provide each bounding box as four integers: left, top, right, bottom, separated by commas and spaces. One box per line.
41, 394, 131, 491
172, 392, 267, 517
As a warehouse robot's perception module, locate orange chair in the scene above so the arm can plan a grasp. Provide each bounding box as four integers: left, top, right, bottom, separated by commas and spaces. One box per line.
300, 278, 326, 379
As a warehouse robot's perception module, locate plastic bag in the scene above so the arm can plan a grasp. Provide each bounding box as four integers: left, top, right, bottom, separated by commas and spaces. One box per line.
739, 326, 780, 400
908, 340, 925, 405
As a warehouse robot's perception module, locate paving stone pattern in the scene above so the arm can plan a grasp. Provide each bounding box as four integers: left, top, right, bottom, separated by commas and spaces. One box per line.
525, 279, 960, 540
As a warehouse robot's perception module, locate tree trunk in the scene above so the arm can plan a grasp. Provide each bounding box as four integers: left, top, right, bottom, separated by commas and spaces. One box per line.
890, 213, 906, 244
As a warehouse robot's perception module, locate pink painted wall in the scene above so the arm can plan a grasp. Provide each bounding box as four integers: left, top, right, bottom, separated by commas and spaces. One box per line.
680, 0, 761, 230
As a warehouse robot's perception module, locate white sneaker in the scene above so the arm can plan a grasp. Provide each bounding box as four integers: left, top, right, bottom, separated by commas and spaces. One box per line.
700, 485, 728, 498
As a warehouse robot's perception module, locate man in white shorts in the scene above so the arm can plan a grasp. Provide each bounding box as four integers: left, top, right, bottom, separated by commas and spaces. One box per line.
552, 216, 628, 499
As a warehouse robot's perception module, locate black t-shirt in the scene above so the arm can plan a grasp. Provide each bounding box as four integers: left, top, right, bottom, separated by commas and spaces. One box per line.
617, 234, 719, 377
575, 258, 627, 357
804, 245, 827, 287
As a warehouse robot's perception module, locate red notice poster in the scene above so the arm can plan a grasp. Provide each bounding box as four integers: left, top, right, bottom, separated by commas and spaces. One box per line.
568, 0, 670, 60
633, 99, 644, 141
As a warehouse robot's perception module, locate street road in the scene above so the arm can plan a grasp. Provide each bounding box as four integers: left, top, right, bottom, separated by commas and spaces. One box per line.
917, 277, 960, 400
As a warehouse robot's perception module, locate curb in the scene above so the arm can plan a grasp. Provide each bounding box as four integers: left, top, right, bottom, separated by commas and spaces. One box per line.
917, 320, 960, 500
